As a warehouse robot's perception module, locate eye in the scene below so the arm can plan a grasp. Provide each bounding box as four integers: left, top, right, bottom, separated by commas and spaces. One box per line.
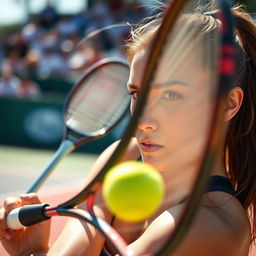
162, 90, 182, 101
129, 91, 140, 100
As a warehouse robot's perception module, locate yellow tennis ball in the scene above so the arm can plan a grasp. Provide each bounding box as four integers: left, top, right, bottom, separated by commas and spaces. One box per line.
102, 161, 164, 222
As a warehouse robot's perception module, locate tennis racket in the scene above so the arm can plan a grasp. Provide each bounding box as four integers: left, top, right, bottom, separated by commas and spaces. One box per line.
27, 58, 130, 193
6, 0, 235, 255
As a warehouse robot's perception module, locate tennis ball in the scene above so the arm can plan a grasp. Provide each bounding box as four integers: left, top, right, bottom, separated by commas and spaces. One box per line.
102, 161, 164, 222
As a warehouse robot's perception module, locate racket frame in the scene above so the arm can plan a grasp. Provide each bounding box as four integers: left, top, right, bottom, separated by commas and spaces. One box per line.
27, 58, 130, 193
153, 0, 235, 255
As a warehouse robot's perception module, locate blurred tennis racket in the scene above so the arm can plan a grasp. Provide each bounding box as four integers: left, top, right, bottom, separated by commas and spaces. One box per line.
27, 58, 130, 193
6, 0, 235, 255
26, 23, 132, 193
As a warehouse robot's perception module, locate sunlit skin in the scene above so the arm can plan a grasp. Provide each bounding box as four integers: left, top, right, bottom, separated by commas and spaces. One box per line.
0, 50, 247, 256
0, 47, 246, 256
127, 46, 225, 207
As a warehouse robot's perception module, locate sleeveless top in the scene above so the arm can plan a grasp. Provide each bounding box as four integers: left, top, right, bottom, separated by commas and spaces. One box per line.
100, 175, 237, 256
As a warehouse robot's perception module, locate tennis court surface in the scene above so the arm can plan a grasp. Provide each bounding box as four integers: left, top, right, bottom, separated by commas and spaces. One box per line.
0, 146, 255, 255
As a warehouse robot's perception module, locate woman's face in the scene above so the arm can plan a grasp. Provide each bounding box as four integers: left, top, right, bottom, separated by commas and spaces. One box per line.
127, 47, 212, 174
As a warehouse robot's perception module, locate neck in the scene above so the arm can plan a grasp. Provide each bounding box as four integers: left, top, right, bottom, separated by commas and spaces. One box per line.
159, 164, 197, 210
158, 155, 227, 210
210, 151, 227, 177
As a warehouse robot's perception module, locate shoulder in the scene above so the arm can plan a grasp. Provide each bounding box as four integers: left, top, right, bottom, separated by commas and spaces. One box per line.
136, 193, 250, 256
168, 194, 251, 256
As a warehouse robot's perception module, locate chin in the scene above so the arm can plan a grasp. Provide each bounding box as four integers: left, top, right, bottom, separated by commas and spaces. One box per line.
141, 156, 167, 172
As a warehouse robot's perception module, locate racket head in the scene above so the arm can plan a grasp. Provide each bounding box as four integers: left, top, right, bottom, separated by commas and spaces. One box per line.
129, 0, 235, 254
63, 58, 131, 146
32, 58, 130, 203
95, 0, 234, 254
60, 23, 133, 145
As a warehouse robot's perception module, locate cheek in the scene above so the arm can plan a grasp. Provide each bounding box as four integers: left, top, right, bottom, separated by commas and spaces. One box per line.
161, 98, 211, 149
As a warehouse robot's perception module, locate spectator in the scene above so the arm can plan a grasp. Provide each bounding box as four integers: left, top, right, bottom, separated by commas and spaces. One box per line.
39, 1, 58, 29
24, 49, 41, 77
4, 32, 28, 59
56, 16, 80, 38
3, 49, 25, 74
0, 0, 150, 83
22, 17, 46, 42
38, 46, 69, 77
17, 72, 41, 98
0, 63, 21, 97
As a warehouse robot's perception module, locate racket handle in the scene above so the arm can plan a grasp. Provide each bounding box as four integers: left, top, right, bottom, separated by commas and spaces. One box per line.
7, 204, 50, 230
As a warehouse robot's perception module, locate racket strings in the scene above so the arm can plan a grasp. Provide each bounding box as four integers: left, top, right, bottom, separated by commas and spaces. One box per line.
69, 79, 127, 115
67, 96, 125, 120
65, 64, 130, 134
67, 93, 128, 133
159, 20, 210, 85
163, 23, 200, 70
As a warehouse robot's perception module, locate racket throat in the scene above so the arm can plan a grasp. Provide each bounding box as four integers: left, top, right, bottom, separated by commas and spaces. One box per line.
56, 139, 76, 156
27, 139, 75, 193
86, 192, 97, 215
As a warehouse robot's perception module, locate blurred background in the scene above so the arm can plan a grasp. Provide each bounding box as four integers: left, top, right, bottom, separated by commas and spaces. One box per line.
0, 1, 255, 255
0, 0, 255, 189
0, 0, 254, 151
0, 0, 255, 195
0, 0, 151, 152
0, 4, 153, 253
0, 0, 154, 204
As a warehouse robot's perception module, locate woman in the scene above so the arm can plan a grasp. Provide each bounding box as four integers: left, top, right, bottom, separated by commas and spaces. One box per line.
0, 4, 256, 256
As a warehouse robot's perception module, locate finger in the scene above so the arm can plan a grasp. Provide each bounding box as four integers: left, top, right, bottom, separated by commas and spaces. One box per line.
0, 229, 17, 240
0, 207, 7, 230
1, 197, 19, 233
19, 193, 41, 204
3, 197, 20, 214
0, 207, 17, 240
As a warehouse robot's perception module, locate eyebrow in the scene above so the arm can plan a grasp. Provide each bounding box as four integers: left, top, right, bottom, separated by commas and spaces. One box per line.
156, 80, 189, 88
127, 80, 188, 90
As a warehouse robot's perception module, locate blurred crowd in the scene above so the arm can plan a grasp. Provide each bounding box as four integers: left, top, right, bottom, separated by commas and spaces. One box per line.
0, 0, 148, 98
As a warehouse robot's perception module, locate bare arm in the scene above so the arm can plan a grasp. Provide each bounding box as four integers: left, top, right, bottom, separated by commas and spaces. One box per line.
47, 138, 140, 256
48, 200, 111, 256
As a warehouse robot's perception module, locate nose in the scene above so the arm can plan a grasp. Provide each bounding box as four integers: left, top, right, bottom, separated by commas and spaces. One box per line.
137, 111, 158, 132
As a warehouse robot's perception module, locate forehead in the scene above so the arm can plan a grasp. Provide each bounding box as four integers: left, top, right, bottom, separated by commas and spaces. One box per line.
128, 49, 147, 85
128, 49, 149, 87
128, 46, 204, 89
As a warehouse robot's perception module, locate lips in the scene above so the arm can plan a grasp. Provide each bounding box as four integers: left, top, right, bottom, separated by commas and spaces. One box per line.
140, 140, 164, 153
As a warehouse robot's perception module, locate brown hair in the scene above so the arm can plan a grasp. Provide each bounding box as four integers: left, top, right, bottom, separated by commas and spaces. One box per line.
125, 4, 256, 244
225, 6, 256, 243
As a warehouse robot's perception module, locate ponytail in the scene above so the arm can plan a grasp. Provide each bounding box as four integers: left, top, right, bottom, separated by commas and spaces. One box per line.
225, 5, 256, 244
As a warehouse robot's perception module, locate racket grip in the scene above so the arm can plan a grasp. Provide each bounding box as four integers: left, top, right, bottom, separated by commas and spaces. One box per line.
7, 204, 50, 230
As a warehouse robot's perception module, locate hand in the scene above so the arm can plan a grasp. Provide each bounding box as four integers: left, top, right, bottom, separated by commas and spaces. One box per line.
0, 193, 51, 256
